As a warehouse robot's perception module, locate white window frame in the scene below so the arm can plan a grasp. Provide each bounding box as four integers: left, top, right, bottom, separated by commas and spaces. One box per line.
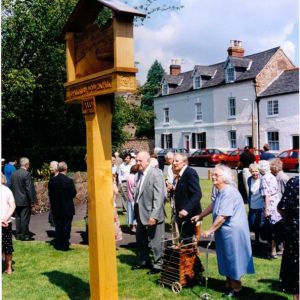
229, 130, 237, 148
193, 76, 201, 89
196, 133, 205, 149
195, 102, 202, 121
164, 107, 169, 124
267, 100, 279, 116
228, 97, 236, 118
267, 131, 279, 150
162, 82, 169, 96
225, 63, 235, 83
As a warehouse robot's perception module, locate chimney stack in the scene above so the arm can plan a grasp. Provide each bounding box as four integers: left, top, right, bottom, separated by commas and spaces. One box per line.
170, 59, 181, 76
227, 40, 245, 57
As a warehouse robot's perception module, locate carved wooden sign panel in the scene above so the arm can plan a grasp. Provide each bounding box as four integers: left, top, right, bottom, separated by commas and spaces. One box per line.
74, 23, 114, 79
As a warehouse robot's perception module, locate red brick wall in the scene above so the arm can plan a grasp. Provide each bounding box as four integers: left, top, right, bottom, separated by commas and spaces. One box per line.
123, 138, 155, 153
256, 49, 295, 95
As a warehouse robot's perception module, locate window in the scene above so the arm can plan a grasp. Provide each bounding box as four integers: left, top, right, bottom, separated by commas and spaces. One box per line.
225, 63, 235, 83
161, 134, 172, 149
267, 131, 279, 150
267, 100, 279, 116
191, 132, 206, 149
193, 76, 201, 89
229, 130, 236, 148
195, 103, 202, 121
228, 97, 236, 118
164, 108, 169, 123
162, 82, 168, 96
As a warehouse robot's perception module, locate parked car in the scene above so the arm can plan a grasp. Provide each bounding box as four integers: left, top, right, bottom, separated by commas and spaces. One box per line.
188, 149, 228, 167
224, 148, 261, 169
277, 149, 299, 172
157, 148, 189, 169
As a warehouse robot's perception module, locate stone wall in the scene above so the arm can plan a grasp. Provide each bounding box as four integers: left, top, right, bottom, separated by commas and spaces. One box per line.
33, 171, 88, 214
123, 138, 155, 153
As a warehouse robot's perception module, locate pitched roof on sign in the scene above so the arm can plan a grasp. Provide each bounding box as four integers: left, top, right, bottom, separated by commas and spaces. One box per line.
99, 0, 146, 17
258, 68, 299, 97
159, 47, 281, 96
61, 0, 145, 41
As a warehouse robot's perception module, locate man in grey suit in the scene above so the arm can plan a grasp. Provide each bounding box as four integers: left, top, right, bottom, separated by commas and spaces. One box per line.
132, 151, 166, 274
11, 157, 36, 241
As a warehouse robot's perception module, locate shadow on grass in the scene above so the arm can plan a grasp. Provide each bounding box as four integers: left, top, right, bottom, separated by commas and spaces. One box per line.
199, 277, 288, 300
117, 253, 138, 267
42, 271, 90, 300
258, 278, 284, 293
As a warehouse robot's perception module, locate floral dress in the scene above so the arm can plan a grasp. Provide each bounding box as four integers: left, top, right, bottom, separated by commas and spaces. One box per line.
260, 172, 282, 224
277, 176, 299, 295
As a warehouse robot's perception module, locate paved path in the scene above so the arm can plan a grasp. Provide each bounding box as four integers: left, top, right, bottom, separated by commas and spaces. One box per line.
13, 203, 215, 254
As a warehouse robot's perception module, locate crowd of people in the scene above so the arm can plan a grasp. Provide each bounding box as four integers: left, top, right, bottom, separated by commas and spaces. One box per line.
1, 150, 298, 300
1, 157, 78, 276
112, 148, 298, 299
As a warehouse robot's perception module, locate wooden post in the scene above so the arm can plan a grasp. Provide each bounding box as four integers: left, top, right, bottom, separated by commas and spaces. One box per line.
61, 2, 145, 299
84, 95, 118, 299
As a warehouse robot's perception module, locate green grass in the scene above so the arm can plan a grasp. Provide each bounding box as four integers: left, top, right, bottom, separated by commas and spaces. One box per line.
3, 179, 292, 299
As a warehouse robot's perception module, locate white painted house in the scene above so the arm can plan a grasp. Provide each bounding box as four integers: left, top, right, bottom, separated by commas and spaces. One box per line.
154, 41, 299, 154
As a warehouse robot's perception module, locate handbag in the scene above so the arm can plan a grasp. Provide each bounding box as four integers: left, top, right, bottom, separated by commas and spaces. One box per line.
259, 217, 273, 241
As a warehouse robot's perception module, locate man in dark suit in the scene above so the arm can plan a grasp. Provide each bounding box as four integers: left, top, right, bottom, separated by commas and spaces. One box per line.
48, 161, 77, 251
132, 151, 166, 274
11, 157, 36, 241
173, 153, 202, 242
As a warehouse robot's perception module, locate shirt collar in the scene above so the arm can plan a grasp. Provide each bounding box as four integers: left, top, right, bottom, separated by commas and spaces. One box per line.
179, 165, 188, 177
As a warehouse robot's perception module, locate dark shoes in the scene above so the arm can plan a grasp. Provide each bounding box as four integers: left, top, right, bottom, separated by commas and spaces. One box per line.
222, 289, 243, 298
146, 268, 161, 275
16, 235, 35, 241
22, 236, 35, 241
131, 263, 152, 271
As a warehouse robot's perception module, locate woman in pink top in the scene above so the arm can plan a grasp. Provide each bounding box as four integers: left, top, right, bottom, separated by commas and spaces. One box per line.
127, 165, 138, 233
1, 174, 16, 274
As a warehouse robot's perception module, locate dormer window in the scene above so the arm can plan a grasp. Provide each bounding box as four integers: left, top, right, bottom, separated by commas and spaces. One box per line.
162, 82, 169, 95
225, 63, 235, 83
193, 75, 201, 89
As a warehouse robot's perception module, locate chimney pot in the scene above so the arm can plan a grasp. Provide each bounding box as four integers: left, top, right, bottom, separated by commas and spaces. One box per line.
170, 61, 181, 76
227, 40, 245, 57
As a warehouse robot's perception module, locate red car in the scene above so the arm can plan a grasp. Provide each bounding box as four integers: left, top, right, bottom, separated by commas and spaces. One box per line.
188, 149, 228, 167
277, 149, 299, 172
224, 148, 261, 169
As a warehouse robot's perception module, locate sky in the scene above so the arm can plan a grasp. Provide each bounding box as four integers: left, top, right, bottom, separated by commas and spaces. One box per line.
126, 0, 299, 84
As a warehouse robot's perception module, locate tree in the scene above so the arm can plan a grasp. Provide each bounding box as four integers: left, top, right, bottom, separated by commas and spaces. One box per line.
140, 60, 165, 109
135, 60, 165, 137
1, 0, 180, 170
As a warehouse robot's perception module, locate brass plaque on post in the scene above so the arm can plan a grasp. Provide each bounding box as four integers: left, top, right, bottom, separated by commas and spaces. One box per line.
82, 97, 96, 115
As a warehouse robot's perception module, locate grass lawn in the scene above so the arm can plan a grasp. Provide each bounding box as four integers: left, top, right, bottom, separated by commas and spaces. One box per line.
3, 179, 292, 300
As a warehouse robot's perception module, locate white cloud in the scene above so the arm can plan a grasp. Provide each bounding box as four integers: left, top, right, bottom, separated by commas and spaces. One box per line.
133, 0, 299, 84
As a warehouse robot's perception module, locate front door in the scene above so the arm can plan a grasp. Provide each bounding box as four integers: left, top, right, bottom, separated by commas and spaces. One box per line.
247, 136, 253, 148
292, 135, 299, 149
185, 135, 190, 152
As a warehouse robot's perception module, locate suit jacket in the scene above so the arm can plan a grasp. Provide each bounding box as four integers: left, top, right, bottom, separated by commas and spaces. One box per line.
134, 166, 165, 225
48, 173, 76, 217
11, 168, 36, 206
174, 166, 202, 219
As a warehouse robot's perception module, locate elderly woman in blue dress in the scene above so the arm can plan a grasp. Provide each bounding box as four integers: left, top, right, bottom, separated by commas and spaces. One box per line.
192, 164, 254, 297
